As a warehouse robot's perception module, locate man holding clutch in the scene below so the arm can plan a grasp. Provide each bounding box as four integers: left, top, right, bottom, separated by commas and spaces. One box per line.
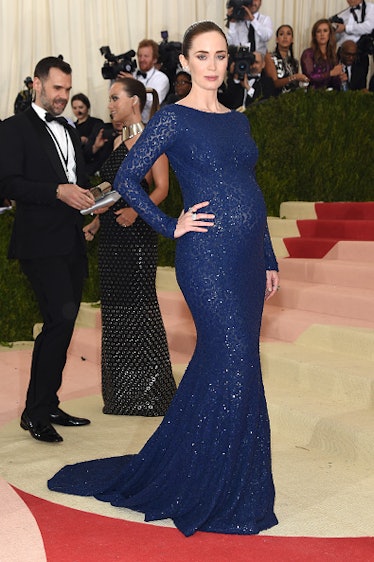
0, 56, 95, 442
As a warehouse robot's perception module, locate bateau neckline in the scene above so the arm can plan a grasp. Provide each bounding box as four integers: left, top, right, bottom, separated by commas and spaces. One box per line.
173, 104, 232, 115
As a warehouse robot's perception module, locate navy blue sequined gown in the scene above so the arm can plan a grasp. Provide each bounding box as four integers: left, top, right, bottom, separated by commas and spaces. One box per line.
48, 105, 279, 537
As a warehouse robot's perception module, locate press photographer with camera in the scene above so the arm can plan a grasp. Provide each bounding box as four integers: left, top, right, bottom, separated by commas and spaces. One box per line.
331, 0, 374, 46
221, 48, 275, 108
118, 39, 170, 122
226, 0, 273, 55
330, 0, 374, 83
13, 76, 33, 114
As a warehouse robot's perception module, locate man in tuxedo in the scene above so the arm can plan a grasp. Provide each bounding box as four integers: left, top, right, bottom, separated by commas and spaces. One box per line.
0, 56, 95, 443
334, 0, 374, 82
221, 50, 275, 109
226, 0, 273, 55
119, 39, 170, 122
338, 40, 369, 90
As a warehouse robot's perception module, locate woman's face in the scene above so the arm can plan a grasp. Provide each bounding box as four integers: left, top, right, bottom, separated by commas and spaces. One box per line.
181, 31, 228, 93
174, 73, 192, 97
276, 26, 293, 49
108, 82, 135, 123
315, 23, 330, 46
71, 100, 89, 120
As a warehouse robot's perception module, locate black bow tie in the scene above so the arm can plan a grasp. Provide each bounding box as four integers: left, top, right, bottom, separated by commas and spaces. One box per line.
45, 113, 69, 127
136, 70, 147, 79
351, 5, 361, 11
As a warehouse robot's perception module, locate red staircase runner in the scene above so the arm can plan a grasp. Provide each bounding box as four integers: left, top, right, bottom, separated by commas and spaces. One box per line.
283, 202, 374, 258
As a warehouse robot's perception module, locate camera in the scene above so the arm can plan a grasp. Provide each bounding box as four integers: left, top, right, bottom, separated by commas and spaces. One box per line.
158, 31, 182, 85
329, 14, 344, 31
100, 46, 137, 80
233, 46, 256, 80
226, 0, 253, 22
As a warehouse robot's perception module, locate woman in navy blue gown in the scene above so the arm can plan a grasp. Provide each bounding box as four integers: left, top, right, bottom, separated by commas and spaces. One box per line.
48, 21, 280, 537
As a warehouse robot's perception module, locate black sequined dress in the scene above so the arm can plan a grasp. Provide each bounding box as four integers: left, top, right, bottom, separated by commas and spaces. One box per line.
98, 143, 176, 415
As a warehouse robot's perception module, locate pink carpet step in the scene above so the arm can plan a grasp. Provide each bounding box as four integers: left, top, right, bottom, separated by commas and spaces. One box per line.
268, 279, 373, 324
278, 258, 374, 290
261, 306, 374, 342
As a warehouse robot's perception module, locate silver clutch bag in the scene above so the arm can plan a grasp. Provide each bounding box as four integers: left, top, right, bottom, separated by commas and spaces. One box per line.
81, 181, 121, 215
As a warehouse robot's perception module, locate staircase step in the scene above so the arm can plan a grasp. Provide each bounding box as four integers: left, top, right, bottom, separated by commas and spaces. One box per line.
261, 306, 374, 342
278, 257, 374, 290
325, 240, 374, 262
283, 237, 338, 258
295, 324, 374, 361
267, 279, 374, 323
315, 201, 374, 220
268, 217, 299, 237
296, 219, 374, 240
261, 340, 374, 408
279, 201, 317, 220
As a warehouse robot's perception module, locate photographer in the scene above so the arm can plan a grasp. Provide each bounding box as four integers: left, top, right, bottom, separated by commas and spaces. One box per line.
226, 0, 273, 55
333, 1, 374, 46
332, 1, 374, 83
119, 39, 170, 122
13, 76, 33, 114
221, 50, 275, 109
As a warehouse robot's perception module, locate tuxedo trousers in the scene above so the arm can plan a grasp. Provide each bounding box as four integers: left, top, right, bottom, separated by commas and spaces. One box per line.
20, 249, 87, 424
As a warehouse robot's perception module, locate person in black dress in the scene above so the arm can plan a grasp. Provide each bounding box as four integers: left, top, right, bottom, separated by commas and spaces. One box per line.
84, 78, 176, 415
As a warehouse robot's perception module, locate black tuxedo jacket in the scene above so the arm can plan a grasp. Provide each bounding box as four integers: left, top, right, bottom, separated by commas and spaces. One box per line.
0, 107, 88, 259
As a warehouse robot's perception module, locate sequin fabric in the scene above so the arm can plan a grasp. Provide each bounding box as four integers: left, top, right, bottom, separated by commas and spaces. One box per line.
98, 143, 176, 415
48, 105, 279, 536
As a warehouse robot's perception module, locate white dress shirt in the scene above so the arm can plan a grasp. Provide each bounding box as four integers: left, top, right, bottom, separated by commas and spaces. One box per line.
32, 103, 77, 183
133, 67, 170, 122
336, 2, 374, 46
226, 13, 273, 55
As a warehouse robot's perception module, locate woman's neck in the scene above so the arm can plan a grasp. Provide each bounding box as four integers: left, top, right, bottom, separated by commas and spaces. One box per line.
179, 90, 225, 113
77, 115, 88, 124
278, 46, 289, 59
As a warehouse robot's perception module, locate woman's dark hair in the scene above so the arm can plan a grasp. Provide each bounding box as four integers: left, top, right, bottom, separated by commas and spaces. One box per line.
182, 21, 228, 58
275, 25, 297, 68
71, 93, 90, 109
34, 56, 72, 80
311, 19, 337, 66
114, 77, 159, 120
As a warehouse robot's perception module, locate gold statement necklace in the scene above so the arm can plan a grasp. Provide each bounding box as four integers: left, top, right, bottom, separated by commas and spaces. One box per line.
122, 122, 145, 141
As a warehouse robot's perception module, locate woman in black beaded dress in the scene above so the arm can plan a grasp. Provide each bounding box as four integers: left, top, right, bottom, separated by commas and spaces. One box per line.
84, 78, 176, 416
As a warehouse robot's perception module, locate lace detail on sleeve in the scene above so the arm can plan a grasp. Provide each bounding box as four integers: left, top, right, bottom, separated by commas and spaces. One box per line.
264, 222, 278, 271
113, 108, 179, 239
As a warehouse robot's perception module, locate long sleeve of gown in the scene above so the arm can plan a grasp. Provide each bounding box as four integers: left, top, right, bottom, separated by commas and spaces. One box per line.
113, 109, 179, 239
264, 223, 278, 271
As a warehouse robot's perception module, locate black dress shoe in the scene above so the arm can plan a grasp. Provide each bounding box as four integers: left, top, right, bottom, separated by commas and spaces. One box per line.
20, 412, 63, 443
49, 407, 91, 426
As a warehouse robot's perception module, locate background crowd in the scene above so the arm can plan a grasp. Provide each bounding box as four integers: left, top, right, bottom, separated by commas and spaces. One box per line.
1, 1, 373, 124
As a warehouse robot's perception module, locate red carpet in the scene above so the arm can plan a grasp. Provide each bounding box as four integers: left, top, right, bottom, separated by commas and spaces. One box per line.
15, 488, 374, 562
284, 202, 374, 258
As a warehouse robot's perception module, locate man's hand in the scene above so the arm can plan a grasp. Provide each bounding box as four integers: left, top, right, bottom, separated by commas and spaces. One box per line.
57, 184, 95, 211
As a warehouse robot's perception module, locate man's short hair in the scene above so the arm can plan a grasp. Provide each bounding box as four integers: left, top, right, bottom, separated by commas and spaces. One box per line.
34, 56, 72, 81
137, 39, 159, 61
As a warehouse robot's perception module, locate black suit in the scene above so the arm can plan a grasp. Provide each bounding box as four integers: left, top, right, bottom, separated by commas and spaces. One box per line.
0, 106, 88, 424
220, 72, 276, 109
